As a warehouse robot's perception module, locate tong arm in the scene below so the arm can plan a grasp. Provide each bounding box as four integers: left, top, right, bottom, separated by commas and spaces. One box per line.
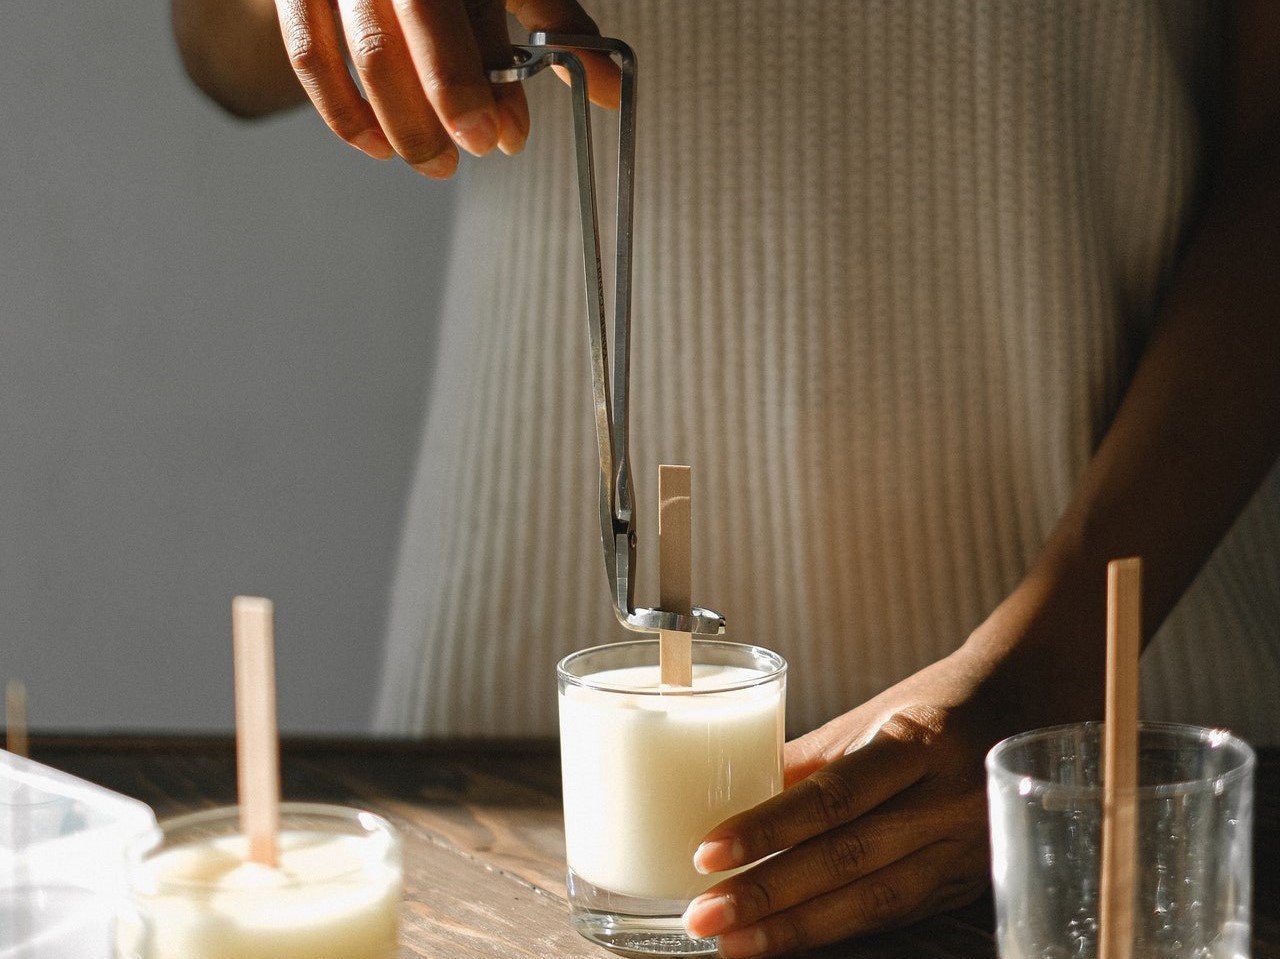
489, 36, 724, 637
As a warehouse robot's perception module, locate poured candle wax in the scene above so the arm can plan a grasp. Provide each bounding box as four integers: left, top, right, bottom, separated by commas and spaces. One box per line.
130, 828, 400, 959
559, 663, 784, 901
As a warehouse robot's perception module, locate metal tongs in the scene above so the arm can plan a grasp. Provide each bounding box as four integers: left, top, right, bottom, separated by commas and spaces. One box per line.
489, 34, 724, 637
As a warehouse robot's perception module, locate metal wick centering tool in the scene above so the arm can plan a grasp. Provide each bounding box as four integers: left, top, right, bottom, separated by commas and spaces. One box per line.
489, 34, 723, 638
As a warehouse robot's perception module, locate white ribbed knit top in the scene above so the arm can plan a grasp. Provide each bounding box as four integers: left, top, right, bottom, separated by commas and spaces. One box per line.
375, 0, 1280, 745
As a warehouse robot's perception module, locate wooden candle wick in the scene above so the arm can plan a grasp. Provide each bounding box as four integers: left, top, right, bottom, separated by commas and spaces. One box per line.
1099, 557, 1141, 959
5, 680, 28, 758
232, 595, 281, 867
658, 464, 693, 687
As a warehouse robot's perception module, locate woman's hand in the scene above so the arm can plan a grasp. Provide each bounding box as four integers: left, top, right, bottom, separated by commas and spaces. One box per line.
273, 0, 620, 175
679, 563, 1114, 959
680, 634, 1077, 959
677, 19, 1280, 928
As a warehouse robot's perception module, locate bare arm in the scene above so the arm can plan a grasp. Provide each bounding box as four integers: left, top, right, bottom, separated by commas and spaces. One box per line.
684, 3, 1280, 955
966, 0, 1280, 722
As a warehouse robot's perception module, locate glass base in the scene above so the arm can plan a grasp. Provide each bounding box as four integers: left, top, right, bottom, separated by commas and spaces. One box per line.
567, 870, 718, 958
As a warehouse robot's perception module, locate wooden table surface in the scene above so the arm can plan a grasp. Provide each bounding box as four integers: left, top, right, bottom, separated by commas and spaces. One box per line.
25, 736, 1279, 959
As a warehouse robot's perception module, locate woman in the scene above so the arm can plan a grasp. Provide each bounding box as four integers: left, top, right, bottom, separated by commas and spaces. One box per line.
172, 1, 1280, 954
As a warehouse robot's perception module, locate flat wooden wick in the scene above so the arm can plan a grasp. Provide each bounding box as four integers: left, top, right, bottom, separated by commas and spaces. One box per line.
5, 680, 28, 758
232, 595, 280, 867
658, 464, 693, 687
1099, 557, 1141, 959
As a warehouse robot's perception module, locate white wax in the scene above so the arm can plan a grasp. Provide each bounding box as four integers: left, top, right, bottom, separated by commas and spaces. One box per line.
559, 663, 783, 901
129, 830, 400, 959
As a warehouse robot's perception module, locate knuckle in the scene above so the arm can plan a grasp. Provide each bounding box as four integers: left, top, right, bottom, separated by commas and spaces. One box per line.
730, 874, 777, 922
418, 59, 486, 102
348, 27, 398, 70
763, 912, 810, 954
820, 829, 873, 881
808, 769, 859, 825
743, 821, 784, 863
278, 11, 327, 82
283, 32, 325, 84
878, 708, 944, 748
852, 877, 904, 929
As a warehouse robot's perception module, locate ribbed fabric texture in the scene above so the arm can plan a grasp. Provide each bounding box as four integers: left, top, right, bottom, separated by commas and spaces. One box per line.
375, 0, 1280, 745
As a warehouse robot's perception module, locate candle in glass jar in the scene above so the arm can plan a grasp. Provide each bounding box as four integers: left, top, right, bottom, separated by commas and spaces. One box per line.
559, 660, 784, 901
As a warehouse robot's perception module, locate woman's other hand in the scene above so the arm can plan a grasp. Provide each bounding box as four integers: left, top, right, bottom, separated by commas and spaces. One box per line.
680, 648, 1002, 958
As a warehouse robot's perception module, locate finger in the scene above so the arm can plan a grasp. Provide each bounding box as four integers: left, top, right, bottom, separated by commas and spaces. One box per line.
275, 0, 395, 159
548, 56, 620, 110
337, 0, 459, 175
393, 0, 503, 157
783, 727, 838, 787
784, 703, 884, 787
684, 802, 953, 939
491, 76, 530, 155
709, 838, 990, 959
465, 0, 529, 156
694, 729, 931, 874
508, 0, 622, 108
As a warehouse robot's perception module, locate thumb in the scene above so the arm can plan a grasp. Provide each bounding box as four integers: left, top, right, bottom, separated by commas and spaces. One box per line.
508, 0, 622, 108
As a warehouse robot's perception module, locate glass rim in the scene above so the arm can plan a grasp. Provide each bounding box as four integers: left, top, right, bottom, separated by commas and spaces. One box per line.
986, 720, 1256, 797
128, 801, 399, 892
557, 638, 786, 695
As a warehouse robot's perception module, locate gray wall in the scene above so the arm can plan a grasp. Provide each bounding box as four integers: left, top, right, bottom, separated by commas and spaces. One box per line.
1, 5, 453, 733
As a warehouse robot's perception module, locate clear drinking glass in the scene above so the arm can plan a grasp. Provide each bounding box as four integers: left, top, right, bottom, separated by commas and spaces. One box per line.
987, 722, 1254, 959
119, 802, 402, 959
558, 638, 786, 956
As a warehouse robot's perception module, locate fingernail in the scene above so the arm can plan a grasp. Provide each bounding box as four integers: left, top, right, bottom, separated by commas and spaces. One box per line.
693, 837, 744, 874
682, 894, 735, 938
496, 102, 528, 156
415, 153, 457, 179
452, 109, 499, 156
718, 926, 768, 959
353, 129, 394, 160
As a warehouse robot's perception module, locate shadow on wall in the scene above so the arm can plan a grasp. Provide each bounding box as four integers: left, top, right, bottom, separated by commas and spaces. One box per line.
0, 3, 455, 734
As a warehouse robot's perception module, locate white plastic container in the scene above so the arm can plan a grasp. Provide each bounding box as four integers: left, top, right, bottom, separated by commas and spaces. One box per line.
1, 749, 158, 959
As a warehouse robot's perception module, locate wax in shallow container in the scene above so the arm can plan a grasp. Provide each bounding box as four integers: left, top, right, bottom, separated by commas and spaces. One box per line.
118, 802, 402, 959
1, 749, 158, 959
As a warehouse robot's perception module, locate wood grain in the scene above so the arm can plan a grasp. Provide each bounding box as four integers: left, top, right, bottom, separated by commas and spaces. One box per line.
25, 736, 1280, 959
659, 463, 693, 687
231, 594, 280, 866
1099, 557, 1141, 959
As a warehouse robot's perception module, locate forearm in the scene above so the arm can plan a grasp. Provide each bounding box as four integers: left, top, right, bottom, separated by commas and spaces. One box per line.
962, 126, 1280, 725
171, 0, 307, 118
